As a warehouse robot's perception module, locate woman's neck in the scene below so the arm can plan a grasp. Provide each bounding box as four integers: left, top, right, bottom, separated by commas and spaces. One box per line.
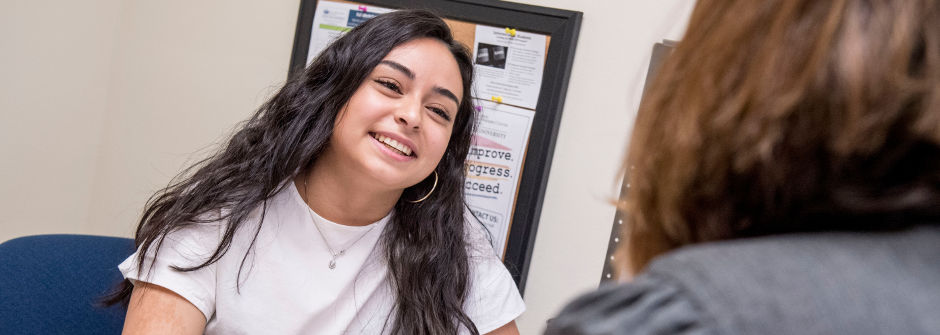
294, 165, 401, 227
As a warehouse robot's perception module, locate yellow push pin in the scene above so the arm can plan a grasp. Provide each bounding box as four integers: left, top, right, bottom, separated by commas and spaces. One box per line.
491, 96, 503, 103
504, 27, 517, 37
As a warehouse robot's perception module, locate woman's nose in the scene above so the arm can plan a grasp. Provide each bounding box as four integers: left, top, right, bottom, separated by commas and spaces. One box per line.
394, 99, 422, 130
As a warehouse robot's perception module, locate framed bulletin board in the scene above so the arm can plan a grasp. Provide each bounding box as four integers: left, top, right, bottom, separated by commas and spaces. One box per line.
288, 0, 582, 294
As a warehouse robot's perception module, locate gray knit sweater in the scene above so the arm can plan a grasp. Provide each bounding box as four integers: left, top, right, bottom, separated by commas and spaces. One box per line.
546, 225, 940, 335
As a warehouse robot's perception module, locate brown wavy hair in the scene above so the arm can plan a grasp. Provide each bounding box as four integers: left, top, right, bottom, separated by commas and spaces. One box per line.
620, 0, 940, 275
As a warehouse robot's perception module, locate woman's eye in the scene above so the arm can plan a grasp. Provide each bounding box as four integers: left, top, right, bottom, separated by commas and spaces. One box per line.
375, 79, 402, 94
428, 107, 451, 122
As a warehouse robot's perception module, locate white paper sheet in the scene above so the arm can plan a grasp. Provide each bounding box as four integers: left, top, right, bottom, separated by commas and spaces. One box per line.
464, 100, 535, 257
471, 25, 547, 110
306, 1, 395, 65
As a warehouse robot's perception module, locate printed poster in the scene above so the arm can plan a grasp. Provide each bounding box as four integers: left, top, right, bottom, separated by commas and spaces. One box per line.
471, 25, 547, 110
465, 100, 535, 257
306, 1, 395, 65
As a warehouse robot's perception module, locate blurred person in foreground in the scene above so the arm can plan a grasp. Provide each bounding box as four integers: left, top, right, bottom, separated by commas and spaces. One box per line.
547, 0, 940, 334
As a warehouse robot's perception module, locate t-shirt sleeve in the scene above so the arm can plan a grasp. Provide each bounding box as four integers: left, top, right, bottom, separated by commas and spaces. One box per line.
463, 218, 526, 334
545, 272, 716, 335
118, 223, 221, 321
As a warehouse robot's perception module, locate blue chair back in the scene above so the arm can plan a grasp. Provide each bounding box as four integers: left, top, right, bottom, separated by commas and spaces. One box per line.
0, 234, 135, 335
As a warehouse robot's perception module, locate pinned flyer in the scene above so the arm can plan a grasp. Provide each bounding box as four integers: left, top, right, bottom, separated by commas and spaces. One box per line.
464, 99, 535, 257
472, 25, 547, 110
306, 1, 395, 65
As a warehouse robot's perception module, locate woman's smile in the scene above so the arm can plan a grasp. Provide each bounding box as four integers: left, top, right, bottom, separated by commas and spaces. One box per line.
370, 132, 417, 161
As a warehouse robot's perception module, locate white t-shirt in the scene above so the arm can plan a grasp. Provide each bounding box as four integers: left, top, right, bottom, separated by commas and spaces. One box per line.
118, 183, 525, 334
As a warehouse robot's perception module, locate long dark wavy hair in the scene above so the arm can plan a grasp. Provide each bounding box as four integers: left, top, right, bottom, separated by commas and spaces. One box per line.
619, 0, 940, 274
107, 10, 480, 334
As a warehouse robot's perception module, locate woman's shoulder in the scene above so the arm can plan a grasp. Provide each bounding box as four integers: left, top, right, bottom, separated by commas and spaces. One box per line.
548, 226, 940, 335
546, 271, 716, 335
459, 210, 527, 333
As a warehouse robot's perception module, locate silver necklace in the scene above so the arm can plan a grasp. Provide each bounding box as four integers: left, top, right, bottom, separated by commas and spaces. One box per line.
303, 177, 377, 270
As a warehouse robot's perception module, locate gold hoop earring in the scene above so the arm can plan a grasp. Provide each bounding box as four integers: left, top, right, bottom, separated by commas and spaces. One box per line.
408, 171, 438, 203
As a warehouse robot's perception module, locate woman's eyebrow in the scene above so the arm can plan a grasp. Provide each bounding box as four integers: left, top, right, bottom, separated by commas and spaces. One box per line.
379, 60, 414, 79
434, 87, 460, 106
380, 60, 460, 105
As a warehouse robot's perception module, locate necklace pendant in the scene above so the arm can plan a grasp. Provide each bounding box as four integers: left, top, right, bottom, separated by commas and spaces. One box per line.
329, 259, 336, 270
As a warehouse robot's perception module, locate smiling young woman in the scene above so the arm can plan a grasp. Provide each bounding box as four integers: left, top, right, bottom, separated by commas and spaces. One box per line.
107, 10, 523, 335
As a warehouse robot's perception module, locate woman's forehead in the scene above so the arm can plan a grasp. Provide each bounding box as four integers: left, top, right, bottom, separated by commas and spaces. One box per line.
380, 39, 463, 94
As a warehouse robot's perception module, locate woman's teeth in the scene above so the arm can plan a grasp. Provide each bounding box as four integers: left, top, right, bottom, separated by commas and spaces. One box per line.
373, 134, 413, 156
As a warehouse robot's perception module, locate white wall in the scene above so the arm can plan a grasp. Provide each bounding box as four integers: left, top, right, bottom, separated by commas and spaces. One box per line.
1, 0, 121, 241
85, 0, 299, 238
0, 0, 694, 332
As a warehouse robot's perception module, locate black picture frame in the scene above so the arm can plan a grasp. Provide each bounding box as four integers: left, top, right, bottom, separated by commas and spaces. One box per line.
288, 0, 582, 295
600, 40, 675, 284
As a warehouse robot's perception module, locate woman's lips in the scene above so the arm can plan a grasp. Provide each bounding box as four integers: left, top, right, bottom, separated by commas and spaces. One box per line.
370, 132, 416, 161
372, 133, 414, 156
